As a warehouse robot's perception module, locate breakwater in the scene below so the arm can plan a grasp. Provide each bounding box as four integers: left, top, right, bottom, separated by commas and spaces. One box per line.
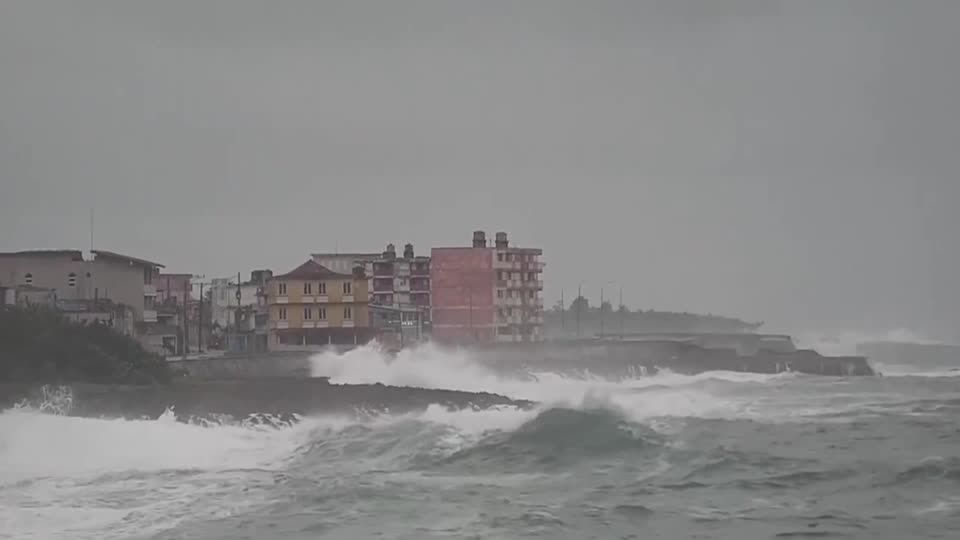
471, 339, 875, 376
0, 379, 532, 421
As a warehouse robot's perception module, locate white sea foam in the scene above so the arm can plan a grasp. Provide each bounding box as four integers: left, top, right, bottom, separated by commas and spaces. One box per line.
309, 344, 799, 423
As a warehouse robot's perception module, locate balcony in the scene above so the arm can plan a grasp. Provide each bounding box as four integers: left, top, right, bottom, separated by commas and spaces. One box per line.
410, 264, 430, 276
143, 284, 157, 296
142, 310, 157, 323
372, 263, 394, 277
372, 280, 394, 293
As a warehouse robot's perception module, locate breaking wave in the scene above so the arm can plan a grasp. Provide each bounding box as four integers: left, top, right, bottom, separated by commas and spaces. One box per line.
4, 344, 960, 538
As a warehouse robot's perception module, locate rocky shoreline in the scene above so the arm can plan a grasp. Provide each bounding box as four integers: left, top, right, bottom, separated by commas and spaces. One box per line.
0, 378, 534, 421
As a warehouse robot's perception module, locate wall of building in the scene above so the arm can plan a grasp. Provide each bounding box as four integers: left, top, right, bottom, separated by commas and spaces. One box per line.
269, 276, 369, 305
269, 302, 369, 328
88, 257, 153, 321
430, 247, 496, 344
267, 274, 372, 349
157, 274, 192, 305
0, 252, 152, 320
0, 252, 92, 301
209, 278, 260, 328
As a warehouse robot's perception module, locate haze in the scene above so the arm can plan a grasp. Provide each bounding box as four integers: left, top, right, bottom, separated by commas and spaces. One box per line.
1, 1, 958, 340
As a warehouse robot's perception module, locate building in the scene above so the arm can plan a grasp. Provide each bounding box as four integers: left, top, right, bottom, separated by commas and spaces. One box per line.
267, 260, 373, 348
369, 243, 431, 330
208, 270, 272, 353
0, 249, 168, 353
311, 252, 381, 275
431, 231, 544, 344
208, 270, 270, 330
156, 273, 193, 306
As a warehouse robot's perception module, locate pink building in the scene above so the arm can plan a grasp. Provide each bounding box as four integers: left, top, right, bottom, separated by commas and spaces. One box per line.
157, 273, 193, 306
431, 231, 544, 344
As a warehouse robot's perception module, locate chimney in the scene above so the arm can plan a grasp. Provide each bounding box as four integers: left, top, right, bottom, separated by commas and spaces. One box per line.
495, 232, 509, 249
383, 243, 397, 260
403, 243, 414, 259
472, 231, 487, 248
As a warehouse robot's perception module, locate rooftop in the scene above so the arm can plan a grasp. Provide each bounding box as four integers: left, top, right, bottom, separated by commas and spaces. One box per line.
311, 252, 380, 259
91, 250, 165, 268
272, 260, 353, 280
0, 249, 84, 259
432, 246, 543, 255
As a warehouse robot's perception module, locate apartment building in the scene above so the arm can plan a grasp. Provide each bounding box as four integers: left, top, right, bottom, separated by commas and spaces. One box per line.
370, 243, 431, 312
431, 231, 544, 344
0, 249, 171, 353
0, 249, 163, 319
267, 260, 373, 348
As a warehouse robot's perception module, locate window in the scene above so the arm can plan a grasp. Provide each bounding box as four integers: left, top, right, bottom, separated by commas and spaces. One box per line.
344, 306, 353, 320
497, 290, 504, 299
528, 290, 535, 299
527, 272, 536, 281
304, 283, 312, 295
497, 253, 504, 262
304, 308, 313, 320
343, 281, 352, 295
67, 272, 77, 287
24, 273, 33, 285
318, 282, 326, 294
278, 282, 287, 295
318, 308, 327, 320
278, 308, 287, 320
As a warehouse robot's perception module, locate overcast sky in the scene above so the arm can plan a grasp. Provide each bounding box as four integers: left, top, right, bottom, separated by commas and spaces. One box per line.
2, 1, 958, 339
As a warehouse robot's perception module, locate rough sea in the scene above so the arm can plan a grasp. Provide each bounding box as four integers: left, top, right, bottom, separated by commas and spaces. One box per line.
2, 340, 959, 539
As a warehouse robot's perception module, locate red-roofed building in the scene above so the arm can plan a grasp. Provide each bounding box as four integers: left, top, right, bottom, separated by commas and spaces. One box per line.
266, 260, 374, 349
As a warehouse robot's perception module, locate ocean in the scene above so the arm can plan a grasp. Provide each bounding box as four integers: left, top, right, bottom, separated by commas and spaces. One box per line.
2, 343, 959, 539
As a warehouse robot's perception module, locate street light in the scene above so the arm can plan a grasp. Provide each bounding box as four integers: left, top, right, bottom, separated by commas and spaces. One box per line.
576, 280, 587, 338
600, 281, 617, 338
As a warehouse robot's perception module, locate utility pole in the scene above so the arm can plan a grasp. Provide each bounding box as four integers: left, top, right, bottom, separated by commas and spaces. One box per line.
236, 272, 242, 352
600, 286, 605, 338
576, 282, 582, 338
619, 286, 624, 339
560, 289, 565, 334
197, 281, 204, 352
182, 278, 189, 357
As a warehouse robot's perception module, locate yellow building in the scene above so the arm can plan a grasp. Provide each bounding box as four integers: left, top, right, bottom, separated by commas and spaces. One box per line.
267, 260, 373, 348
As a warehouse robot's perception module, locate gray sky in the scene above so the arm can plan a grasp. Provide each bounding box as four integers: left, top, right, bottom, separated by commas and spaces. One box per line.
2, 1, 958, 339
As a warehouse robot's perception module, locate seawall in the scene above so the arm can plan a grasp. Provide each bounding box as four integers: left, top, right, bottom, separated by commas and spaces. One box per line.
468, 340, 875, 376
166, 350, 318, 379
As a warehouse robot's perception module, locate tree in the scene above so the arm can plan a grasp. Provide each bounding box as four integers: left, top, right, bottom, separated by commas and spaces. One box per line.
551, 299, 565, 313
569, 296, 590, 313
600, 300, 613, 314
